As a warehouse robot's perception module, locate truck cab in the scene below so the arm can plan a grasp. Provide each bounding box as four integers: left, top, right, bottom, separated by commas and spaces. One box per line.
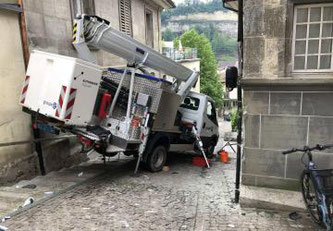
178, 92, 219, 155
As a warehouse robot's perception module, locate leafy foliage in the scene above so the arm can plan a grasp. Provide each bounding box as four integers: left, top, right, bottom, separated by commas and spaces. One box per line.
180, 29, 223, 107
173, 37, 180, 49
212, 34, 237, 57
230, 109, 237, 131
162, 28, 177, 41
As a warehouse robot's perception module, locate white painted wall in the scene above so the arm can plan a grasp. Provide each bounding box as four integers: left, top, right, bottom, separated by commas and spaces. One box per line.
0, 11, 34, 180
177, 59, 201, 93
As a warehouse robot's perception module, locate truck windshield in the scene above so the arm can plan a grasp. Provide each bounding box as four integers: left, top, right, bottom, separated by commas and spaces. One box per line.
180, 96, 200, 111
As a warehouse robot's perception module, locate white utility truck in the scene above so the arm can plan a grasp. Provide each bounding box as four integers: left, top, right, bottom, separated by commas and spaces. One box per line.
19, 15, 219, 173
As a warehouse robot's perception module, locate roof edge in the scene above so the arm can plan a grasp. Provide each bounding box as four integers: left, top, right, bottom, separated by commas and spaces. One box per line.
151, 0, 175, 9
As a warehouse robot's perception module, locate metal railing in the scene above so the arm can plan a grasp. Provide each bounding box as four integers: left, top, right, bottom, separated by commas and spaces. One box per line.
162, 47, 198, 61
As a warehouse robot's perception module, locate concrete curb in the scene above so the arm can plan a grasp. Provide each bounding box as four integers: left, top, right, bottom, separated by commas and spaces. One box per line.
240, 185, 306, 212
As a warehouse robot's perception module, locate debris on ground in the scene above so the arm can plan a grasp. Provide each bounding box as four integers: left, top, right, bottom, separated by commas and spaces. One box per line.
1, 217, 10, 223
162, 166, 169, 172
22, 184, 37, 189
0, 225, 8, 231
78, 172, 83, 177
44, 192, 54, 195
22, 197, 34, 207
120, 220, 129, 228
289, 211, 302, 220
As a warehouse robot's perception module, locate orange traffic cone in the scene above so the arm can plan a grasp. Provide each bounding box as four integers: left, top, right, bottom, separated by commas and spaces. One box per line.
219, 150, 229, 163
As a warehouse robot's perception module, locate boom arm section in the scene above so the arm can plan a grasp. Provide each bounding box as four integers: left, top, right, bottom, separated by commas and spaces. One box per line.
72, 15, 199, 100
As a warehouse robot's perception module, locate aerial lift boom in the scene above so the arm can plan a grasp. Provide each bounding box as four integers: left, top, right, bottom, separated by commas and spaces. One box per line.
72, 15, 199, 102
71, 15, 209, 171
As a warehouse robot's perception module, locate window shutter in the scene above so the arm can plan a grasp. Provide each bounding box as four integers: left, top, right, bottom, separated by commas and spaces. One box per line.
119, 0, 132, 37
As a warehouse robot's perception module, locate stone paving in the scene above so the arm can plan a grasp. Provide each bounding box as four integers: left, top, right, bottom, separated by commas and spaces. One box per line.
2, 152, 321, 231
0, 119, 322, 230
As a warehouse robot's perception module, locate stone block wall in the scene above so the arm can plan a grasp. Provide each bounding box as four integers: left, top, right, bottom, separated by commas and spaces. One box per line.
242, 0, 333, 190
242, 89, 333, 190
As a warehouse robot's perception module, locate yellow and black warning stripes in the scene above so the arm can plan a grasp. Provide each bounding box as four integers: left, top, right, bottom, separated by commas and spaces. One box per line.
72, 22, 77, 42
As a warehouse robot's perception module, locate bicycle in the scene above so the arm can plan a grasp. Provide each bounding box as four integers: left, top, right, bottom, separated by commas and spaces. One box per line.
283, 144, 333, 230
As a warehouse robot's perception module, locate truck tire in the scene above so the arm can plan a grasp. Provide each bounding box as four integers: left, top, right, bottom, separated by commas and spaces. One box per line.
146, 145, 167, 172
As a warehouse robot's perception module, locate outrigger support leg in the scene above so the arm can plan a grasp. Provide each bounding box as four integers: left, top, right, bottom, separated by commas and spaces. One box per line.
134, 153, 141, 175
134, 107, 150, 174
192, 122, 210, 168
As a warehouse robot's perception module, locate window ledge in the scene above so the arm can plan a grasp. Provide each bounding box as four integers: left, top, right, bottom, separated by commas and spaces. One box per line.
241, 77, 333, 91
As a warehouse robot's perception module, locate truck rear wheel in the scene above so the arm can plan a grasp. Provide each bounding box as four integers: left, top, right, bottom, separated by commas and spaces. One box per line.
146, 145, 167, 172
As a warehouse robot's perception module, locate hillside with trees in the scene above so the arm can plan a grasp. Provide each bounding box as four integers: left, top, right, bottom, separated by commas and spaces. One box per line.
162, 0, 238, 62
161, 0, 227, 24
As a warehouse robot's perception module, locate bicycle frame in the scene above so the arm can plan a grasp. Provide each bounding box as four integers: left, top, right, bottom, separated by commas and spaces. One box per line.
283, 144, 333, 230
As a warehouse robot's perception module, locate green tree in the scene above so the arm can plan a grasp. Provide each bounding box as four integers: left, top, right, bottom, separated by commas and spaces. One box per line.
162, 28, 176, 41
211, 33, 237, 57
180, 29, 223, 107
192, 24, 237, 59
173, 37, 180, 49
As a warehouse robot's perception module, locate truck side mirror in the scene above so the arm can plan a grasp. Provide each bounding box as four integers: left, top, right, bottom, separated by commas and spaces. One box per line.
225, 66, 238, 91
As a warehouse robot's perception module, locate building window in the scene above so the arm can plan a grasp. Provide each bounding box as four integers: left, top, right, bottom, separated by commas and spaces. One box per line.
145, 9, 154, 48
71, 0, 95, 18
293, 4, 333, 72
119, 0, 133, 37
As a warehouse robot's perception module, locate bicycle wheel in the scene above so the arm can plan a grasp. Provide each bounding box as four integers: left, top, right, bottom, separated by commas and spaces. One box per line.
329, 199, 333, 230
301, 171, 323, 225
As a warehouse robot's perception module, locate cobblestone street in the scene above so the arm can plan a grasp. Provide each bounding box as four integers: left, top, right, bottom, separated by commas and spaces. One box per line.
3, 152, 320, 231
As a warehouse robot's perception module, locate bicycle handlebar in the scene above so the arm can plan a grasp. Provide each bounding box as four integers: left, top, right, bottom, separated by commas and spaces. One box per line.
282, 144, 333, 155
282, 148, 299, 155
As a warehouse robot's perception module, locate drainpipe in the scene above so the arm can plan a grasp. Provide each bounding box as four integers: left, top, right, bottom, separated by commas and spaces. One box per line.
234, 0, 243, 204
17, 0, 46, 176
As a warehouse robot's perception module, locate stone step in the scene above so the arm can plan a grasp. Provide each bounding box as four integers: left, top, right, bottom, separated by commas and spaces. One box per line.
240, 185, 306, 212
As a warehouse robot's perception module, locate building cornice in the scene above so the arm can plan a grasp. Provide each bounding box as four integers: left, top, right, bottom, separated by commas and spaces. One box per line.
241, 78, 333, 91
151, 0, 175, 9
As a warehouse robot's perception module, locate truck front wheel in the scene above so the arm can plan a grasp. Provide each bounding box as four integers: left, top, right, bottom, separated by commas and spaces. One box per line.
146, 145, 167, 172
205, 139, 217, 158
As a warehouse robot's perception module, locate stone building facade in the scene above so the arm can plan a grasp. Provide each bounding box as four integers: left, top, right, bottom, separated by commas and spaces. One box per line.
242, 0, 333, 190
0, 0, 174, 184
24, 0, 174, 66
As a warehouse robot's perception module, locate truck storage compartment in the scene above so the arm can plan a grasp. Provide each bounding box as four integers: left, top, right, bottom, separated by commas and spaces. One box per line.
19, 50, 102, 125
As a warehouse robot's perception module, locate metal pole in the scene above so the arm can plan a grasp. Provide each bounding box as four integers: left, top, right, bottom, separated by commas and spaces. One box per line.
108, 67, 127, 117
31, 122, 45, 175
235, 0, 243, 204
0, 135, 76, 148
126, 67, 136, 120
18, 0, 46, 176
